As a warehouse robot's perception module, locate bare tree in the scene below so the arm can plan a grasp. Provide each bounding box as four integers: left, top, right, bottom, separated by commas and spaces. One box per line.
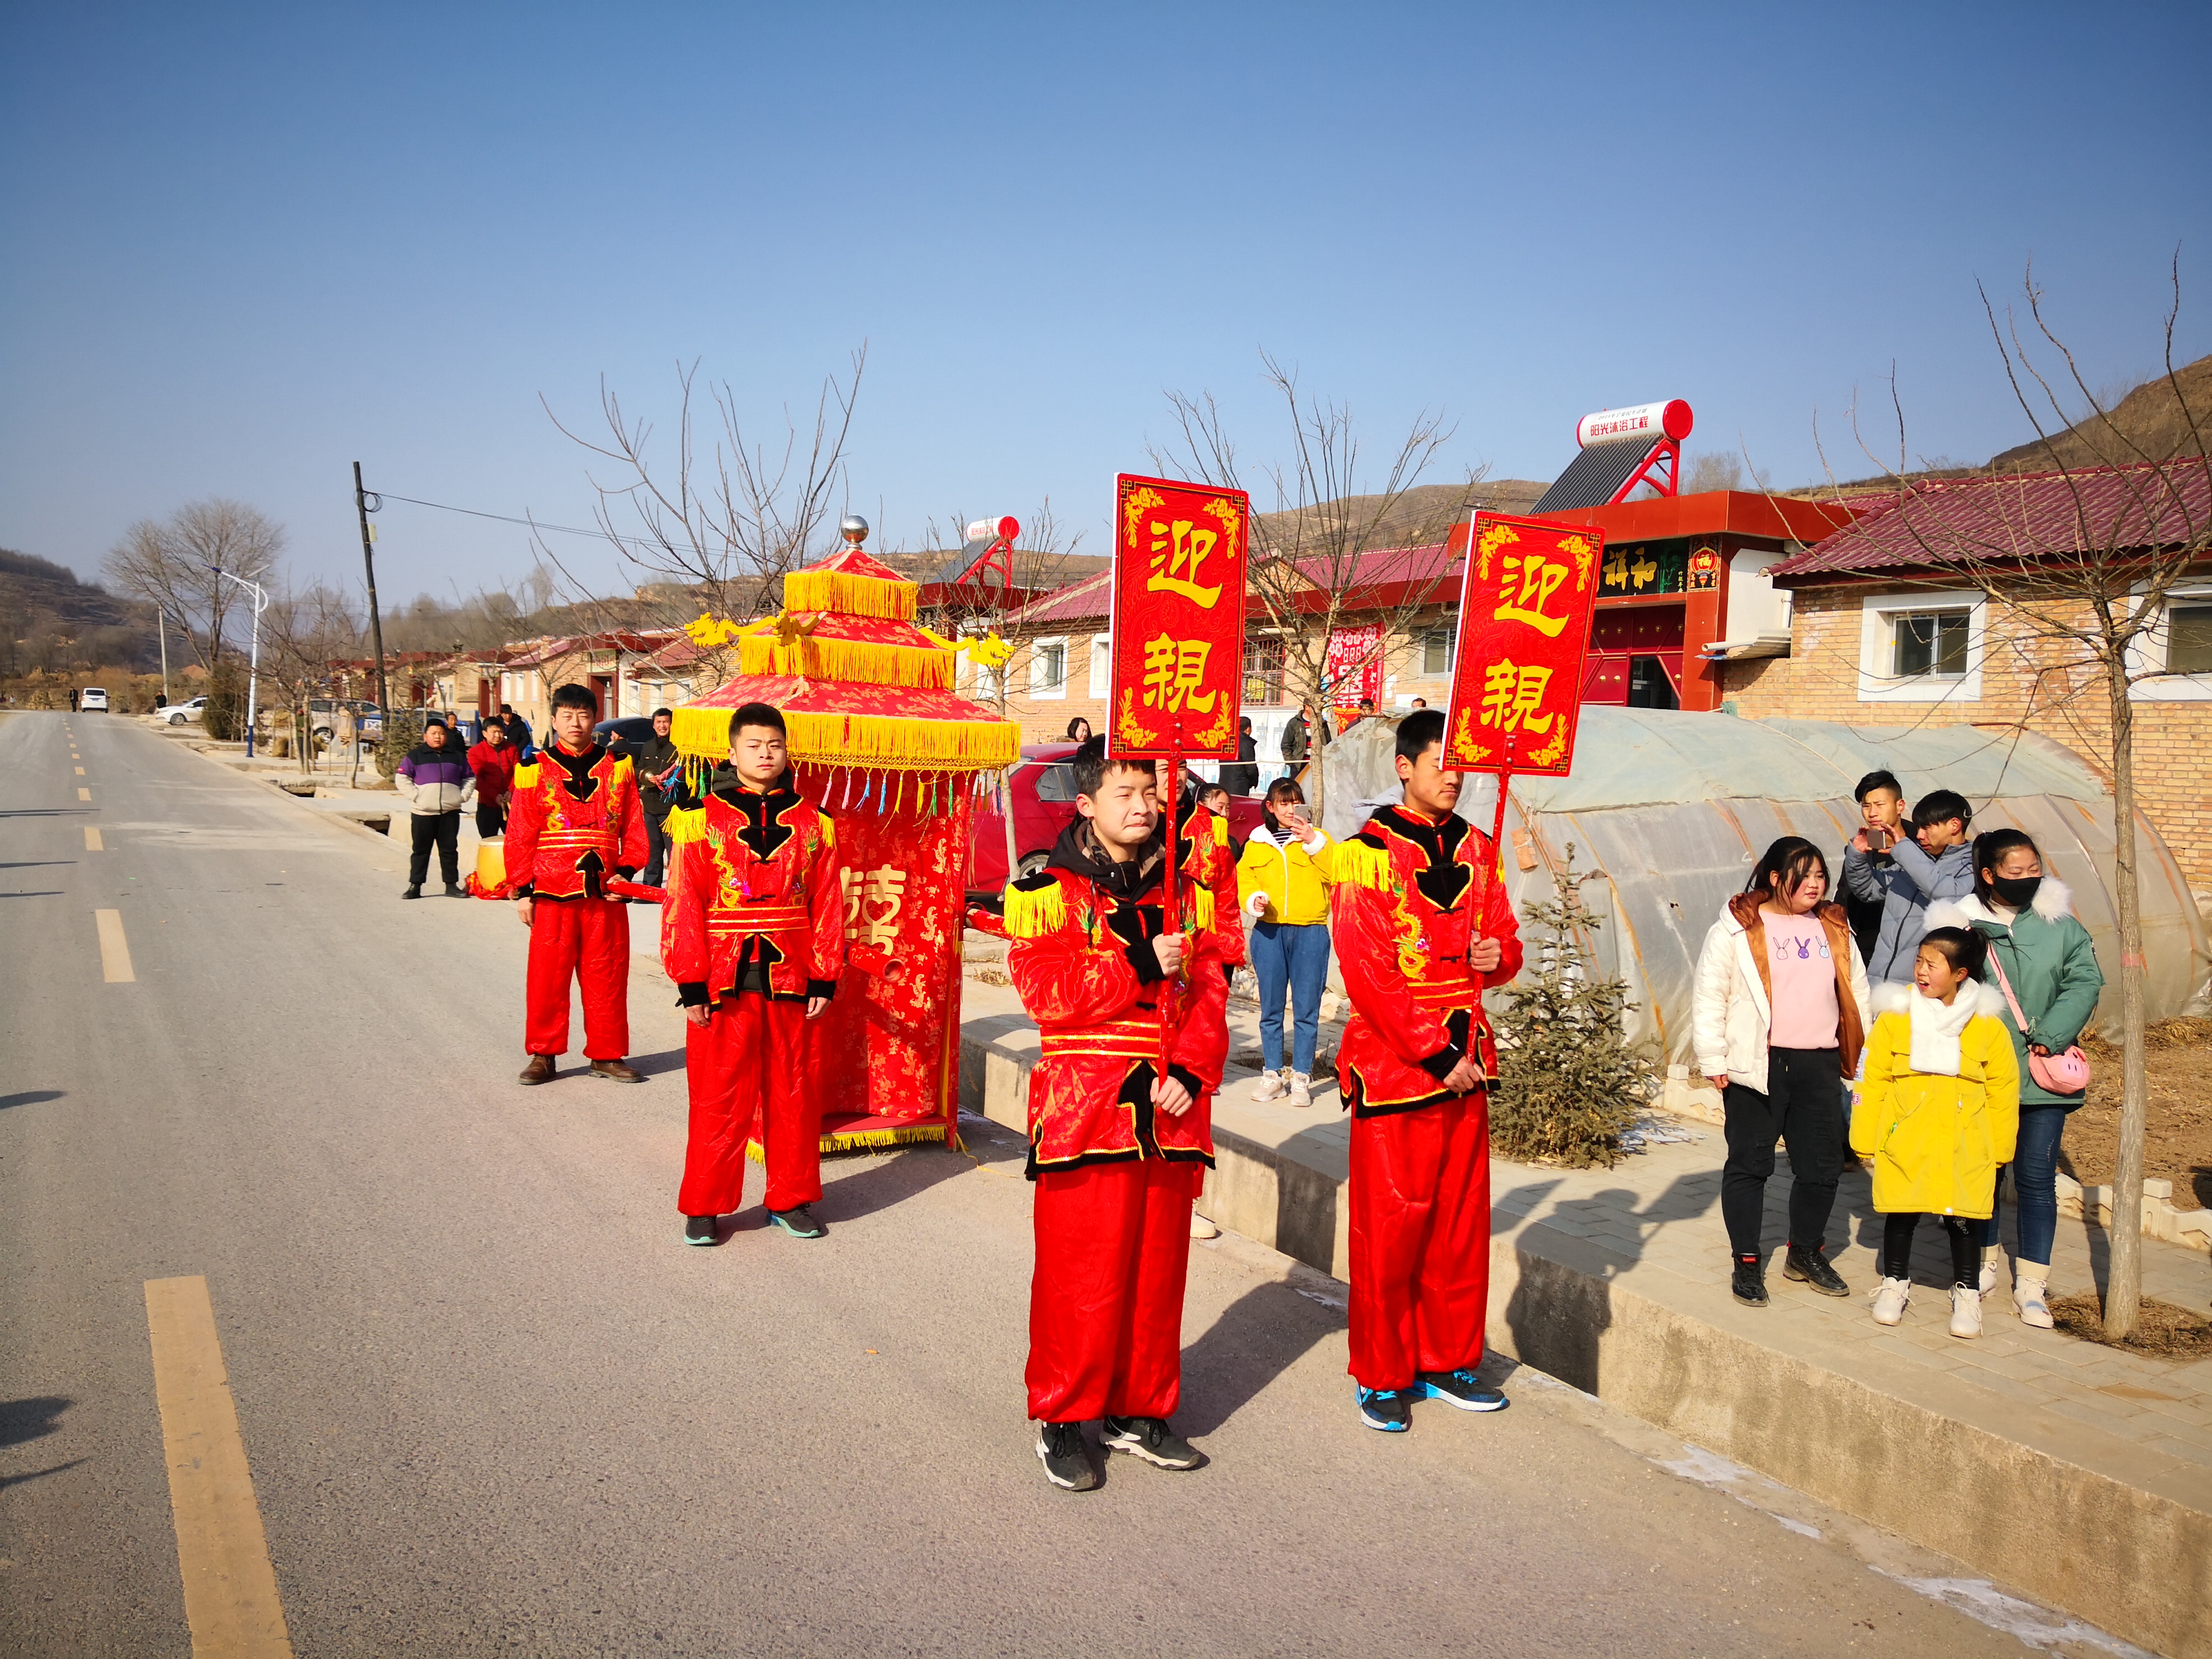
259, 583, 365, 774
103, 500, 284, 669
1826, 259, 2209, 1342
1151, 351, 1485, 822
1686, 452, 1745, 493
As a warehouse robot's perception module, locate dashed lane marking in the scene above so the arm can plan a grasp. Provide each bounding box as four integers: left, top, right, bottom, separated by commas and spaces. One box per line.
96, 909, 134, 982
79, 787, 91, 801
76, 766, 85, 774
144, 1276, 295, 1658
85, 827, 104, 851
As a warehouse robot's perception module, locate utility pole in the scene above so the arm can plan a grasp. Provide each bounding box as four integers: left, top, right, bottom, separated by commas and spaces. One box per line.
354, 462, 391, 720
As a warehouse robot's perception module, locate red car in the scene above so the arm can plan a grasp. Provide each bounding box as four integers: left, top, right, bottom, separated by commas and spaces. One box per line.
967, 742, 1269, 894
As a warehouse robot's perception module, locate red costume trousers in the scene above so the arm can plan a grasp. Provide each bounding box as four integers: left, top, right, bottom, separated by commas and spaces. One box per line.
676, 995, 821, 1217
1348, 1090, 1492, 1390
526, 898, 630, 1060
1027, 1158, 1200, 1424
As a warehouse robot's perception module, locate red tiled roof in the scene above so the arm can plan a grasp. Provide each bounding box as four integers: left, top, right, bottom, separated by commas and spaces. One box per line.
1007, 570, 1114, 626
1769, 461, 2210, 583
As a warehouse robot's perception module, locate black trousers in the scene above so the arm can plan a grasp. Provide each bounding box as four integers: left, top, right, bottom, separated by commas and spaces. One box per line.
1721, 1046, 1845, 1258
476, 801, 506, 839
1883, 1213, 1978, 1286
409, 812, 460, 887
643, 812, 671, 889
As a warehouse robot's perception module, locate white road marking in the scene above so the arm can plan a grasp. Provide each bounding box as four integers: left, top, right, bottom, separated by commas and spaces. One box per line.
96, 909, 134, 982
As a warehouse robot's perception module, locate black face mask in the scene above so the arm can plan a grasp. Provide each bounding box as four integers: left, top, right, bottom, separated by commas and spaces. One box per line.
1991, 875, 2041, 910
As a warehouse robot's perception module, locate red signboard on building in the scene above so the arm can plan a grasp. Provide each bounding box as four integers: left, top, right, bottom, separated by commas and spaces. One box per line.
1325, 623, 1385, 708
1443, 512, 1604, 777
1107, 473, 1250, 760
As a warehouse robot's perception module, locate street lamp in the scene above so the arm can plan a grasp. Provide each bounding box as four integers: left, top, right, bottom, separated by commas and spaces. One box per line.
210, 565, 271, 757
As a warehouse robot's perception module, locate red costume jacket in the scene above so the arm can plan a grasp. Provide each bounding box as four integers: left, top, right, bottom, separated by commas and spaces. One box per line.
662, 781, 843, 1006
1331, 804, 1524, 1117
1005, 816, 1233, 1177
505, 741, 649, 901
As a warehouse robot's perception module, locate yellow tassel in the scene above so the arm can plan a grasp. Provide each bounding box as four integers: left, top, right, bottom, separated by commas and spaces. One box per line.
672, 705, 1020, 772
819, 1122, 948, 1153
665, 806, 708, 846
816, 813, 835, 851
1210, 816, 1228, 847
1191, 884, 1216, 934
739, 632, 954, 690
783, 568, 916, 621
512, 761, 540, 789
671, 706, 727, 760
1003, 879, 1068, 939
1327, 840, 1397, 893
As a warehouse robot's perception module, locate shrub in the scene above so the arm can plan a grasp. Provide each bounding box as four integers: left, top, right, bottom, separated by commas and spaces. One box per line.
1488, 845, 1653, 1167
201, 659, 249, 742
376, 710, 429, 778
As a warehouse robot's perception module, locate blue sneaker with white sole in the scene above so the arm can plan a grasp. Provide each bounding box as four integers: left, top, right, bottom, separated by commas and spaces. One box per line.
1356, 1386, 1413, 1432
767, 1204, 827, 1239
1415, 1368, 1508, 1412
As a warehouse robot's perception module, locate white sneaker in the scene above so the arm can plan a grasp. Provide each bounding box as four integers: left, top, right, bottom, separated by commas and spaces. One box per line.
2016, 1277, 2054, 1329
1949, 1285, 1983, 1339
1978, 1259, 2001, 1298
1287, 1071, 1313, 1108
1251, 1070, 1287, 1103
1189, 1212, 1221, 1240
1871, 1276, 1912, 1326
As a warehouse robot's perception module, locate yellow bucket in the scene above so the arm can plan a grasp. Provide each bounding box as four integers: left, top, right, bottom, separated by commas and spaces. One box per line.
476, 838, 507, 889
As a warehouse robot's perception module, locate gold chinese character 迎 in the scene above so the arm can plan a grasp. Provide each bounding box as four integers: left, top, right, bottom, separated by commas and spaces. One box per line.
1495, 554, 1571, 637
841, 864, 907, 949
1139, 632, 1218, 713
1146, 520, 1223, 607
1476, 658, 1555, 734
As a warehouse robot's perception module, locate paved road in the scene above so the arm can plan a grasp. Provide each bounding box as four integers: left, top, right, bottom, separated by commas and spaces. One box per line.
0, 710, 2082, 1656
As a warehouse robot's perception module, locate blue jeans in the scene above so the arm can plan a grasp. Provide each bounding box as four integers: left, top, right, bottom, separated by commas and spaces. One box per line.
1982, 1105, 2069, 1266
1251, 920, 1330, 1075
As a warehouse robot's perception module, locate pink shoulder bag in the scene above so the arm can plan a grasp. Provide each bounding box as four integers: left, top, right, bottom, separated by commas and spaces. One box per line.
1987, 949, 2092, 1094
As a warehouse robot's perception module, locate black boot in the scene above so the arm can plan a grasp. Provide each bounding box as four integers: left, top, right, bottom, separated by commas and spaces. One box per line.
1783, 1244, 1850, 1297
401, 884, 422, 900
1731, 1254, 1769, 1307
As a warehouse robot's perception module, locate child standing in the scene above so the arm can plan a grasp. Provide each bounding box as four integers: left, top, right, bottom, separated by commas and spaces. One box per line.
1235, 778, 1334, 1107
1851, 926, 2021, 1337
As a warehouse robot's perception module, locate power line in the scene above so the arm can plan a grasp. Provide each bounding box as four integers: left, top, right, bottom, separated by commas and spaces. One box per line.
372, 491, 668, 554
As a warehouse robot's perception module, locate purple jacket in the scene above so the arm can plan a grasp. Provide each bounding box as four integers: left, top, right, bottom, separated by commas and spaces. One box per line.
395, 745, 477, 815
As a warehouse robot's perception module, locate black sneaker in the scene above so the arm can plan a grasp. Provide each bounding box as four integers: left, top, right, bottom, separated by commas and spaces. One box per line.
1035, 1421, 1100, 1491
401, 884, 422, 900
1783, 1244, 1850, 1297
683, 1215, 721, 1247
1102, 1415, 1203, 1469
1415, 1368, 1509, 1413
1731, 1256, 1770, 1307
1356, 1386, 1413, 1432
444, 882, 467, 898
767, 1204, 827, 1239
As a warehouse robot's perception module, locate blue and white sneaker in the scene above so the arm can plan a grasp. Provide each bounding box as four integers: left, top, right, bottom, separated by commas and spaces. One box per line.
1356, 1386, 1413, 1432
1415, 1368, 1508, 1412
767, 1204, 827, 1239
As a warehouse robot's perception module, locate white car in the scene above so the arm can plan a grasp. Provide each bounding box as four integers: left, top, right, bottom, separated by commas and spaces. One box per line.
78, 687, 110, 711
163, 696, 208, 726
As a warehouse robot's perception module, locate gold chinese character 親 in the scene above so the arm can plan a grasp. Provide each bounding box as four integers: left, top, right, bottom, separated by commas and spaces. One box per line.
1477, 659, 1555, 734
1139, 633, 1218, 713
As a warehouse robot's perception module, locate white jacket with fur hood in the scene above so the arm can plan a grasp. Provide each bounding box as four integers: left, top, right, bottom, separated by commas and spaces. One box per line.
1691, 892, 1872, 1095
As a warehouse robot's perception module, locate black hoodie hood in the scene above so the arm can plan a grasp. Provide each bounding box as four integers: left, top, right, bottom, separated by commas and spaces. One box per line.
1045, 815, 1168, 903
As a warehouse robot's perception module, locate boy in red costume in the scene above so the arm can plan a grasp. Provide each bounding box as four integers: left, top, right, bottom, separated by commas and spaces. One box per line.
662, 704, 844, 1245
507, 683, 651, 1085
1331, 708, 1524, 1432
1003, 739, 1232, 1491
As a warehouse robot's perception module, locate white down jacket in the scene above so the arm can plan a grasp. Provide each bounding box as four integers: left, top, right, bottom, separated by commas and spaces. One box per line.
1691, 895, 1871, 1095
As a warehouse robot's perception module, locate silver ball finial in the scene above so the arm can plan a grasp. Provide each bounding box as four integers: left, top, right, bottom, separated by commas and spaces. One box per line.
839, 514, 869, 547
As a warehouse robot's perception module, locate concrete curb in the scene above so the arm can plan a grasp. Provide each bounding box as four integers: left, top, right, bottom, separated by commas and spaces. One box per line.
961, 1010, 2212, 1659
169, 738, 399, 851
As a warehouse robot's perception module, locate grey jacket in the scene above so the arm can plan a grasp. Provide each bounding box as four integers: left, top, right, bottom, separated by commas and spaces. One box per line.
1842, 836, 1975, 983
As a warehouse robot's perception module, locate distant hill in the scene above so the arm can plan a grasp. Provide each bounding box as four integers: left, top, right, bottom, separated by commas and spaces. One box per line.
1990, 355, 2212, 472
0, 549, 158, 670
1255, 477, 1549, 553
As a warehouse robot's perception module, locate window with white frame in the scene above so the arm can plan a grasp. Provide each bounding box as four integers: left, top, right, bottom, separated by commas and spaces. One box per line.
1089, 634, 1111, 698
1030, 636, 1068, 699
2126, 580, 2212, 701
1857, 589, 1986, 703
1421, 624, 1455, 676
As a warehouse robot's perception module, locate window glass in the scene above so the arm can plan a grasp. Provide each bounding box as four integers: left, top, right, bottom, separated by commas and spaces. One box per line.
1894, 612, 1969, 677
1627, 654, 1680, 710
2169, 604, 2212, 675
1422, 626, 1455, 676
1032, 763, 1077, 802
1037, 643, 1065, 689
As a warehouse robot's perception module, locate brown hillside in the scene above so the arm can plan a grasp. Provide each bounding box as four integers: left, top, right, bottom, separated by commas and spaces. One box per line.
1989, 355, 2212, 472
1255, 478, 1549, 552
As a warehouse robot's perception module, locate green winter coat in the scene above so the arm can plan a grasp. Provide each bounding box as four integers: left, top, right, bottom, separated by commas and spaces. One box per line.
1930, 879, 2104, 1108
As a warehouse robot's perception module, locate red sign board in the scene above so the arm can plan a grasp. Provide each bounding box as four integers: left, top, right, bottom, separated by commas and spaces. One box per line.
1443, 512, 1604, 777
1108, 474, 1250, 760
1325, 623, 1384, 708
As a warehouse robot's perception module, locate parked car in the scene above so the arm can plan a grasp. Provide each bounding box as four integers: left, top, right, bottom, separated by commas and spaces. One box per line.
594, 716, 660, 749
78, 687, 110, 711
967, 742, 1267, 895
308, 698, 381, 748
163, 696, 209, 726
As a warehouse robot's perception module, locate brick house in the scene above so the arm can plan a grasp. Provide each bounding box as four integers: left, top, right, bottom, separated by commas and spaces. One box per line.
496, 632, 687, 734
1724, 461, 2212, 905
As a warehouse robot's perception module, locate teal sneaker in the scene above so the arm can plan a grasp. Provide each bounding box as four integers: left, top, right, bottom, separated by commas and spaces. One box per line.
1415, 1368, 1508, 1413
1356, 1386, 1413, 1432
767, 1204, 827, 1239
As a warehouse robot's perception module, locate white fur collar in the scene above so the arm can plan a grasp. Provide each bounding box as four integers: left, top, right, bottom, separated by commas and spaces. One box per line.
1871, 979, 2005, 1020
1934, 876, 2073, 931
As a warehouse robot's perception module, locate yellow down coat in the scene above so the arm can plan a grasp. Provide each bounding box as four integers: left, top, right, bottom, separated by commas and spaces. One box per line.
1849, 981, 2021, 1219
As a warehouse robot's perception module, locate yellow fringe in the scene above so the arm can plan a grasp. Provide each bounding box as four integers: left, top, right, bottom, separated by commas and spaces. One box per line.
1191, 884, 1215, 934
665, 805, 707, 845
1326, 840, 1397, 893
512, 761, 540, 789
672, 704, 1020, 771
783, 567, 916, 621
817, 813, 835, 851
671, 706, 728, 760
747, 1122, 945, 1161
739, 631, 954, 690
1003, 879, 1068, 939
1210, 816, 1228, 846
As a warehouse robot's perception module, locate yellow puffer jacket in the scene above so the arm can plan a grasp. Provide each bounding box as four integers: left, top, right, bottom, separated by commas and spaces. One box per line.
1236, 826, 1336, 926
1849, 982, 2021, 1218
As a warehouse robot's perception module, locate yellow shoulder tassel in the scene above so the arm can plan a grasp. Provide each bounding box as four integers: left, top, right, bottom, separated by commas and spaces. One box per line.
1190, 884, 1216, 934
1003, 879, 1068, 939
816, 811, 835, 851
1210, 816, 1228, 847
665, 806, 708, 846
512, 761, 540, 789
1326, 840, 1396, 893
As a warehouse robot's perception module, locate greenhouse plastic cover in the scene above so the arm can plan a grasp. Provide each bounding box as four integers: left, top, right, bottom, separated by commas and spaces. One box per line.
1314, 709, 2209, 1073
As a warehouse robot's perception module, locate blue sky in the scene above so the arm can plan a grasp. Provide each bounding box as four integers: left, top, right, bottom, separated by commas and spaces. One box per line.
3, 2, 2207, 605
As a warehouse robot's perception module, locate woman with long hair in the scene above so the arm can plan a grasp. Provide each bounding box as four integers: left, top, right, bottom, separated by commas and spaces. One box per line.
1691, 836, 1871, 1308
1234, 778, 1335, 1107
1065, 716, 1093, 743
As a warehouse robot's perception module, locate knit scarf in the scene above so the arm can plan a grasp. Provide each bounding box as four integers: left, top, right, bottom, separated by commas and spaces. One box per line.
1907, 988, 1978, 1076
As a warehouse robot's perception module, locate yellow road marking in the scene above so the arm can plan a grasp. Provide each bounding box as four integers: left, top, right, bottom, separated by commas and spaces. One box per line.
96, 909, 134, 982
86, 826, 104, 851
144, 1277, 295, 1658
79, 787, 92, 801
76, 765, 85, 775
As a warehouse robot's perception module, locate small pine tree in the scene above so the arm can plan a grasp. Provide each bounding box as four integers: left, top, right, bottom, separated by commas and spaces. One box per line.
1488, 845, 1652, 1168
375, 710, 429, 779
201, 658, 248, 743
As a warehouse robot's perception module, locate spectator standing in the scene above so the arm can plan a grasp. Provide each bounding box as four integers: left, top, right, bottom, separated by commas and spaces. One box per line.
1236, 778, 1335, 1108
1281, 700, 1329, 765
468, 719, 517, 839
395, 717, 476, 899
500, 702, 535, 757
1065, 716, 1093, 743
1844, 770, 1907, 965
1930, 828, 2104, 1328
1221, 716, 1260, 795
1852, 927, 2019, 1337
621, 706, 683, 889
1692, 836, 1870, 1308
1845, 787, 1975, 983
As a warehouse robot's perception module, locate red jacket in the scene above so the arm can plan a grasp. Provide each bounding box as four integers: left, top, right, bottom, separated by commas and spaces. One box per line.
661, 782, 843, 1005
503, 742, 649, 901
1004, 818, 1233, 1177
1331, 803, 1524, 1118
467, 739, 517, 804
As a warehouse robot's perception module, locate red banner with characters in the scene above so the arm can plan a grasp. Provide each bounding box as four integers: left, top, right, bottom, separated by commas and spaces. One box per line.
1325, 623, 1385, 709
1108, 474, 1250, 760
1444, 512, 1604, 776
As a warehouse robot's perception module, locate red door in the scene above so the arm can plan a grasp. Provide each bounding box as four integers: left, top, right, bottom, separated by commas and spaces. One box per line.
1582, 605, 1685, 707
